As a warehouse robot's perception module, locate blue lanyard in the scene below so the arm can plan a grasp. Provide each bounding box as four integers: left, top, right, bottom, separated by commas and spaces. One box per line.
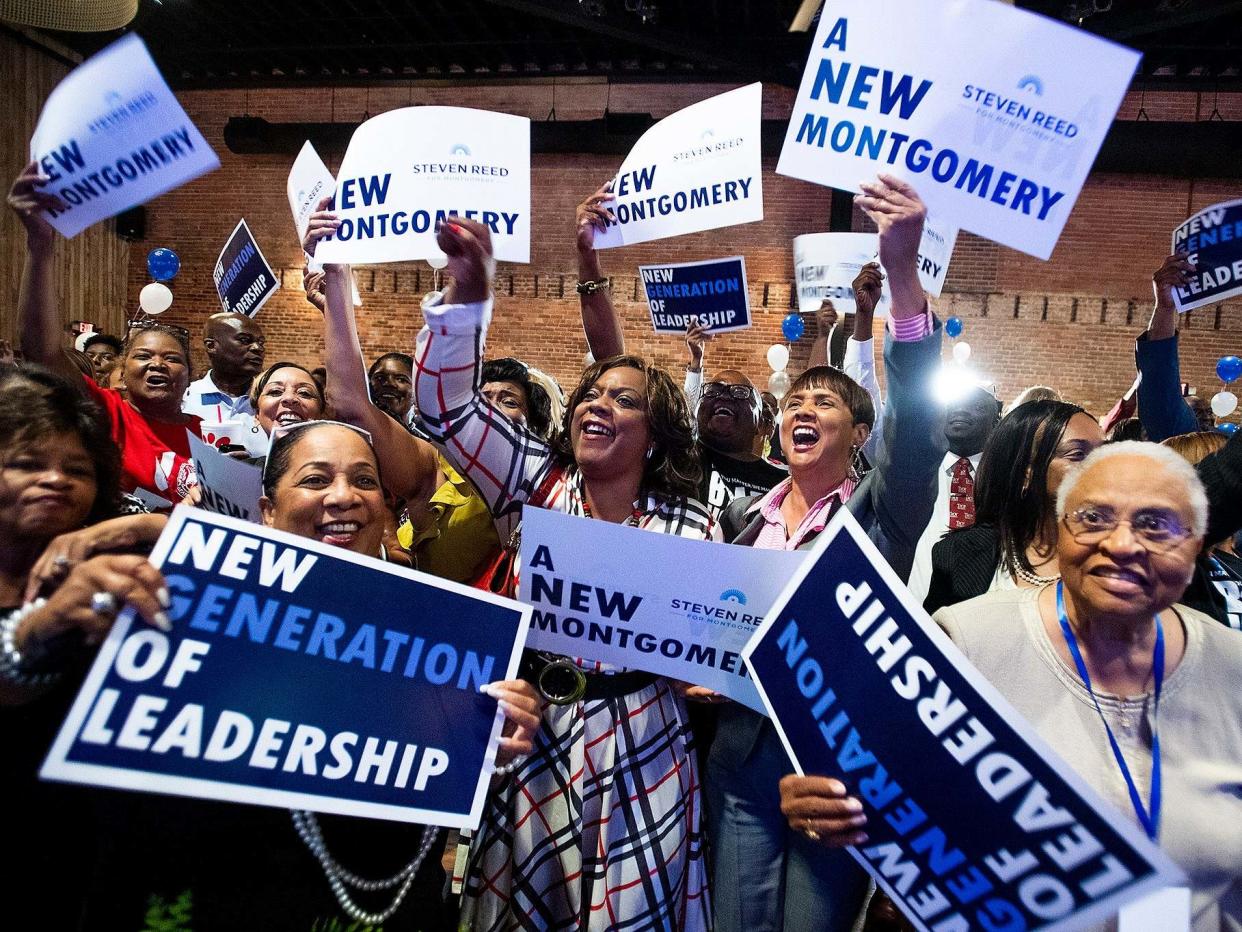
1056, 581, 1164, 841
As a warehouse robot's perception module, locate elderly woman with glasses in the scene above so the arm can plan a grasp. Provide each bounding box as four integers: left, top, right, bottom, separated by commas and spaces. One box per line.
10, 164, 203, 509
781, 442, 1242, 931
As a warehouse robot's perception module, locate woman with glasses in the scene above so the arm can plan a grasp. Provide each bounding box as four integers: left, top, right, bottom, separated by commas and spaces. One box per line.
415, 217, 714, 930
923, 400, 1106, 615
10, 163, 203, 509
784, 442, 1242, 930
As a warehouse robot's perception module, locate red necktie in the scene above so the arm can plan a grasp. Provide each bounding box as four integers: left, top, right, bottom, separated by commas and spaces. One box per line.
948, 457, 976, 530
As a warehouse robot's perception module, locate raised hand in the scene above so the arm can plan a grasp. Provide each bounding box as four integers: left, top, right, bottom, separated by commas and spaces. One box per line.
436, 216, 495, 306
7, 160, 65, 248
1152, 253, 1195, 311
852, 262, 884, 318
815, 300, 839, 336
685, 318, 710, 372
302, 195, 340, 256
576, 181, 616, 253
303, 268, 327, 314
856, 174, 926, 272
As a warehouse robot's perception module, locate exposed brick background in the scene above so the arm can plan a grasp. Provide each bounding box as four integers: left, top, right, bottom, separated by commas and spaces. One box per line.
10, 72, 1242, 421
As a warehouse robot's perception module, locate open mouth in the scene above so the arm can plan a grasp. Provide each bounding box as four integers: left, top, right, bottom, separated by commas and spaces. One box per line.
145, 373, 171, 388
710, 404, 738, 420
581, 421, 615, 439
791, 425, 820, 451
318, 520, 362, 546
276, 411, 306, 425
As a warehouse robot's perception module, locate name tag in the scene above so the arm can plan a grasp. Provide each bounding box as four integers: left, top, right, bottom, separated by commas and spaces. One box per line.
1118, 886, 1191, 932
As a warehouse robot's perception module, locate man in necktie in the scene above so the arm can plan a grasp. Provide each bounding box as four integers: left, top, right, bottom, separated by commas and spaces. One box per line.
948, 455, 976, 529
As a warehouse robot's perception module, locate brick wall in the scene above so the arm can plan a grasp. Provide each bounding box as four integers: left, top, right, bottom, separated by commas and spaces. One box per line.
120, 80, 1242, 420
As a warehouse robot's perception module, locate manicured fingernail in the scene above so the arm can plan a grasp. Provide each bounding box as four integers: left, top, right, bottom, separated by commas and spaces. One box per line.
853, 833, 869, 844
851, 814, 867, 826
478, 683, 496, 697
449, 223, 462, 233
157, 587, 171, 609
153, 612, 172, 632
844, 798, 863, 813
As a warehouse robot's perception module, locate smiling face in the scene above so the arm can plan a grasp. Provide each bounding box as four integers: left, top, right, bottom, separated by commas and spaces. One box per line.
1058, 454, 1201, 621
123, 331, 190, 415
1043, 413, 1105, 506
481, 379, 529, 426
570, 365, 651, 481
256, 366, 324, 435
259, 425, 386, 554
369, 357, 413, 420
698, 369, 761, 455
780, 384, 868, 480
0, 431, 97, 546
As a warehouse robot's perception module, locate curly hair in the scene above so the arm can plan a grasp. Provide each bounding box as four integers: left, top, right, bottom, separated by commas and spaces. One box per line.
550, 355, 701, 501
0, 364, 122, 526
482, 356, 553, 439
122, 323, 194, 378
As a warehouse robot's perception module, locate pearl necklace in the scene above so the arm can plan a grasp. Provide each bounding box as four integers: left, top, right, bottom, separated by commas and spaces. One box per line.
1013, 563, 1060, 586
290, 810, 439, 925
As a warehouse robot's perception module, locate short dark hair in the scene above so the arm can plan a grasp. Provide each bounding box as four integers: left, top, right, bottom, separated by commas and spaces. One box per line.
975, 399, 1089, 578
123, 322, 193, 372
785, 366, 875, 428
83, 333, 122, 354
551, 355, 702, 501
0, 364, 122, 527
368, 352, 413, 377
482, 357, 553, 439
249, 361, 326, 411
262, 421, 378, 500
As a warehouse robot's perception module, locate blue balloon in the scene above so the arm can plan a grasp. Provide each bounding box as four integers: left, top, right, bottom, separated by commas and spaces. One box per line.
1216, 355, 1242, 384
945, 316, 964, 339
147, 247, 180, 282
1219, 423, 1238, 435
781, 313, 806, 342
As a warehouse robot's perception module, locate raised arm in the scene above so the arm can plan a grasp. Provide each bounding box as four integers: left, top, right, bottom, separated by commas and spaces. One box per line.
807, 300, 837, 369
682, 318, 709, 416
840, 265, 886, 462
1136, 253, 1199, 441
576, 183, 624, 359
8, 162, 77, 382
414, 218, 557, 537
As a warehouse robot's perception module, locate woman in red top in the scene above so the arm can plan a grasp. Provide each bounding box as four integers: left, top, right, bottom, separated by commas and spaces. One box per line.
9, 162, 202, 509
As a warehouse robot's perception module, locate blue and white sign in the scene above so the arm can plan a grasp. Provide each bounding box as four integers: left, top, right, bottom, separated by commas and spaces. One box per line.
1171, 198, 1242, 312
743, 509, 1184, 931
314, 107, 531, 265
639, 256, 751, 334
42, 507, 532, 829
287, 140, 335, 244
213, 219, 279, 318
594, 83, 763, 249
520, 507, 801, 712
776, 1, 1140, 260
187, 432, 264, 523
29, 34, 219, 239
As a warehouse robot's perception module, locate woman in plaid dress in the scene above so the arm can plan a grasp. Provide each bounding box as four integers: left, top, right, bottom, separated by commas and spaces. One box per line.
414, 218, 715, 930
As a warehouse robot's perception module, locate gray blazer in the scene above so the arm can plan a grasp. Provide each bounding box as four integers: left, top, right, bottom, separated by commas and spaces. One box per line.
712, 323, 947, 772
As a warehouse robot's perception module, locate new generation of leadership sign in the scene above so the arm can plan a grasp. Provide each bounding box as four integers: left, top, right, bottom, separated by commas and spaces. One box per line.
43, 508, 532, 830
776, 1, 1140, 260
639, 256, 751, 334
520, 507, 803, 712
314, 106, 531, 265
30, 34, 219, 239
743, 509, 1184, 931
214, 219, 280, 318
1171, 198, 1242, 312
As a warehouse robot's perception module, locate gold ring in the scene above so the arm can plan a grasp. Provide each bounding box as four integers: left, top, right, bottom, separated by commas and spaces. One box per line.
802, 821, 820, 841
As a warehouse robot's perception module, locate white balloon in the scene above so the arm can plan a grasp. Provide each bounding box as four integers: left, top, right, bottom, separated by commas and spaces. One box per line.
1211, 390, 1238, 418
767, 370, 791, 399
426, 252, 449, 270
952, 341, 972, 363
766, 343, 790, 372
139, 282, 173, 315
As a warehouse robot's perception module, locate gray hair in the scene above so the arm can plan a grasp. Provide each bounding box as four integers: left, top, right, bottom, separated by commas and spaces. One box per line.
1056, 440, 1208, 538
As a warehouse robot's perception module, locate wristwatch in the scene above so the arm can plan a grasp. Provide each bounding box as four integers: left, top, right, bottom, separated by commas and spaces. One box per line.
576, 277, 611, 296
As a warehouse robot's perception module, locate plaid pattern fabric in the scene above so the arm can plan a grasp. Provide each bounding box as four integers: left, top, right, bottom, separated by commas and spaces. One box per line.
415, 295, 713, 930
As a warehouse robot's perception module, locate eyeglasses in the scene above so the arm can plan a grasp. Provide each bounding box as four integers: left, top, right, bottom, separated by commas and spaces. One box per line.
702, 382, 757, 402
128, 318, 191, 341
1062, 506, 1194, 554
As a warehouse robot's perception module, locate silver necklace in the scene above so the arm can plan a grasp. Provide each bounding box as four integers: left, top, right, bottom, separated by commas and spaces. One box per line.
291, 810, 439, 925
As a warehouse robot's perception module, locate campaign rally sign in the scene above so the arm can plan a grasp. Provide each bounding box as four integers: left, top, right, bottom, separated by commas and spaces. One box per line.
29, 34, 219, 239
594, 83, 763, 249
793, 221, 956, 315
43, 508, 532, 829
188, 432, 263, 523
520, 507, 802, 712
639, 256, 751, 334
776, 1, 1140, 260
287, 140, 335, 242
1171, 198, 1242, 312
314, 107, 531, 265
213, 220, 279, 318
742, 509, 1184, 931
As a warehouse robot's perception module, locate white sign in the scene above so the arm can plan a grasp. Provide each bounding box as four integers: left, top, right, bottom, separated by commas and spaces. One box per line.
594, 83, 764, 249
315, 107, 531, 265
519, 507, 803, 712
776, 1, 1140, 260
287, 141, 335, 242
188, 432, 264, 523
794, 221, 957, 314
29, 34, 219, 239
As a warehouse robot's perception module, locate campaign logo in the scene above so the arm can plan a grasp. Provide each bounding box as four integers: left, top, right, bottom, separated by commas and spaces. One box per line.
450, 143, 472, 157
88, 89, 161, 135
672, 127, 746, 163
961, 73, 1079, 146
411, 141, 509, 180
719, 588, 748, 605
1017, 74, 1045, 96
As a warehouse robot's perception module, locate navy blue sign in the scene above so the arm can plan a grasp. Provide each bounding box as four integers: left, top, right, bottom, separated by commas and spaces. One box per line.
639, 255, 751, 334
744, 511, 1182, 931
42, 508, 531, 829
213, 219, 279, 318
1172, 198, 1242, 312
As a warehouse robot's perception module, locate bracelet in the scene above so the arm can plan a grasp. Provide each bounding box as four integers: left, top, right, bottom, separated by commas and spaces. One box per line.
0, 599, 61, 688
492, 754, 529, 778
576, 277, 610, 296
